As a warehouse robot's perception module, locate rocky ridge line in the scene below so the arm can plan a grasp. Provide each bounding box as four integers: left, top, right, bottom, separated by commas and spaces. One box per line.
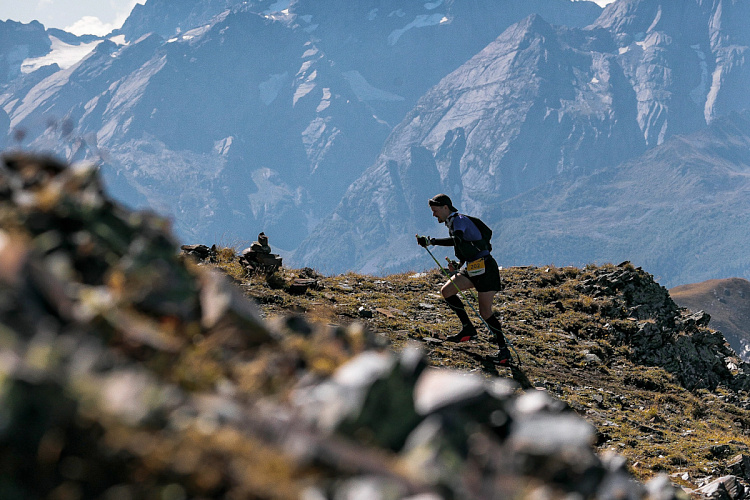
0, 154, 699, 498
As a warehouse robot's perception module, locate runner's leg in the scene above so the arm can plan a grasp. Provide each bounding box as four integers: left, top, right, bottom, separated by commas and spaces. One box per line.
441, 275, 476, 340
441, 274, 475, 298
479, 290, 508, 350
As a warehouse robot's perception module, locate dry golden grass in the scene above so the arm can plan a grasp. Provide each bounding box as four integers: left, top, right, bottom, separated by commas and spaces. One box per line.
208, 252, 750, 487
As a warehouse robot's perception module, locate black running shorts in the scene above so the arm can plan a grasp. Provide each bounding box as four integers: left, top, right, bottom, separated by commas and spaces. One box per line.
458, 255, 502, 292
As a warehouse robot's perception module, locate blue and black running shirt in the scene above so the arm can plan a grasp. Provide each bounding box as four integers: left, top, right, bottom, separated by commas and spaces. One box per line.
446, 213, 490, 262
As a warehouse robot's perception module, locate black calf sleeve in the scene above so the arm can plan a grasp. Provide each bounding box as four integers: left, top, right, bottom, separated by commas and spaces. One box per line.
445, 295, 471, 325
484, 314, 506, 348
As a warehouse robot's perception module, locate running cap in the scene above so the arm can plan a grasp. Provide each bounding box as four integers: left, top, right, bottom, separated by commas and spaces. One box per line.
428, 193, 457, 212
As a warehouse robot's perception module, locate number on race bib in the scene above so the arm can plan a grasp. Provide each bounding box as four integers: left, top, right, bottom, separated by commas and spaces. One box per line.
467, 258, 486, 277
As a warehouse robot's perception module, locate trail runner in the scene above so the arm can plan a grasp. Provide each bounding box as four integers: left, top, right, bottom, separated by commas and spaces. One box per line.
416, 193, 511, 366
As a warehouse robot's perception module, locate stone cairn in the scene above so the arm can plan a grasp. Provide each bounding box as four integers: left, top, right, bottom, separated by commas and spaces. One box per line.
0, 153, 686, 499
239, 232, 282, 275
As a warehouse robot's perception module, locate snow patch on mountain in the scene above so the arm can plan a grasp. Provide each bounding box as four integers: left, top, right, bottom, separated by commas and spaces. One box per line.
297, 60, 314, 75
21, 36, 102, 74
647, 5, 662, 33
635, 31, 662, 51
176, 24, 213, 43
316, 88, 331, 112
266, 0, 292, 14
293, 72, 316, 106
388, 14, 450, 45
690, 44, 709, 106
705, 65, 723, 124
109, 35, 127, 46
214, 136, 233, 156
342, 70, 404, 102
302, 47, 318, 58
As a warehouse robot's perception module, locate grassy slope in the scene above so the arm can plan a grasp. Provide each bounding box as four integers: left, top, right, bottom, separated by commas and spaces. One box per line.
215, 256, 750, 491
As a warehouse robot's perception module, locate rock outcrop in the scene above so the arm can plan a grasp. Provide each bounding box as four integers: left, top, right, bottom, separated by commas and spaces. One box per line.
180, 243, 219, 262
0, 19, 52, 86
578, 263, 750, 392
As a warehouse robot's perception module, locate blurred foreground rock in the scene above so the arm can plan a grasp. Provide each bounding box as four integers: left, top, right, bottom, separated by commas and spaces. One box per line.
0, 154, 686, 499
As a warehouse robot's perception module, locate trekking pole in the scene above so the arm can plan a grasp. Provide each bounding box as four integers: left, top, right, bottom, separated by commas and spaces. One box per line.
422, 246, 484, 322
421, 245, 521, 364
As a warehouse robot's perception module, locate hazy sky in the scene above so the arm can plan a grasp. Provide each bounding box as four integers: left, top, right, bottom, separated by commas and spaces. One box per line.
0, 0, 146, 36
0, 0, 616, 36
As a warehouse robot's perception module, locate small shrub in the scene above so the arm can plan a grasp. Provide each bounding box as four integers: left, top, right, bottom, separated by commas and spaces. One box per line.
624, 368, 672, 391
592, 339, 614, 359
551, 310, 597, 336
216, 246, 237, 262
534, 266, 567, 287
533, 287, 564, 303
266, 271, 287, 290
690, 401, 708, 419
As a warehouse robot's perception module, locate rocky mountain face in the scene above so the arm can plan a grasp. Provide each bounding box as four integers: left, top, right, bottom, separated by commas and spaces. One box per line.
117, 0, 250, 41
296, 0, 750, 282
0, 0, 602, 254
671, 277, 750, 362
0, 21, 104, 151
2, 10, 392, 249
287, 0, 603, 125
0, 20, 50, 86
0, 20, 51, 148
591, 0, 750, 128
486, 110, 750, 289
119, 0, 604, 124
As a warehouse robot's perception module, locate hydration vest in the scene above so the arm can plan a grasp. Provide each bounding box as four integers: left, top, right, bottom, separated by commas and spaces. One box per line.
449, 214, 493, 262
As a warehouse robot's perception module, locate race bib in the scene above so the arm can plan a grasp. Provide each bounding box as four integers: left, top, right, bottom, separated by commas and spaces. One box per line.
467, 258, 486, 277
